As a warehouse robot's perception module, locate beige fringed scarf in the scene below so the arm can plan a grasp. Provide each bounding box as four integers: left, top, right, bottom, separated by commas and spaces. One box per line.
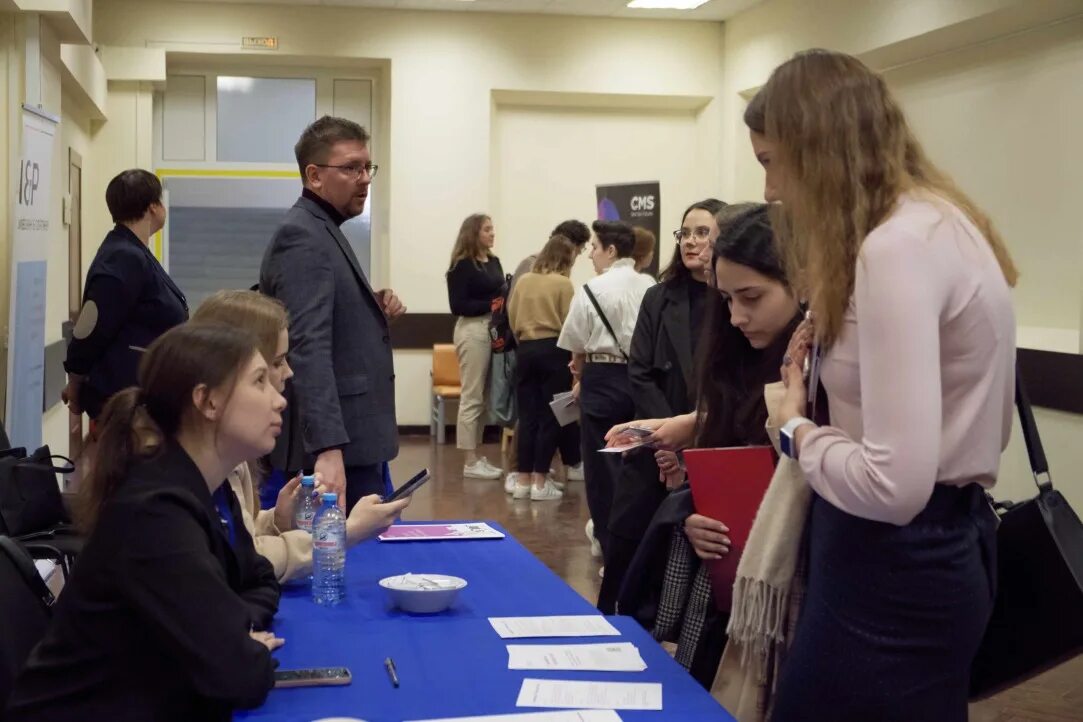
711, 381, 813, 722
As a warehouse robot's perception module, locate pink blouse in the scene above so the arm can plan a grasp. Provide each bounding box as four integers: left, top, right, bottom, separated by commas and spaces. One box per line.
799, 193, 1016, 526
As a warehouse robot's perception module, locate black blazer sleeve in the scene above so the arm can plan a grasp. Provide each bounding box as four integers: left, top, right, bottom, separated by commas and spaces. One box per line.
264, 225, 349, 454
225, 490, 280, 630
116, 494, 276, 710
64, 252, 147, 376
628, 289, 674, 420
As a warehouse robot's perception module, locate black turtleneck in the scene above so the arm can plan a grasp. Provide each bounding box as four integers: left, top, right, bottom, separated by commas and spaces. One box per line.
302, 188, 346, 227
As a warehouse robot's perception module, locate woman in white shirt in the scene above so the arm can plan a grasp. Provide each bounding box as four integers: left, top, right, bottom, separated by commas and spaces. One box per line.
751, 50, 1016, 721
558, 221, 654, 608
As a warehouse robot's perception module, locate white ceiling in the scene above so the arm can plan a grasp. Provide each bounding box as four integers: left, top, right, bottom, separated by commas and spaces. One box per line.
173, 0, 764, 22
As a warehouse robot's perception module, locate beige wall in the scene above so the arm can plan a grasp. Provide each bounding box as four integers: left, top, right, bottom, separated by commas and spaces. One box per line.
91, 0, 727, 425
889, 18, 1083, 341
0, 14, 14, 421
720, 0, 1083, 509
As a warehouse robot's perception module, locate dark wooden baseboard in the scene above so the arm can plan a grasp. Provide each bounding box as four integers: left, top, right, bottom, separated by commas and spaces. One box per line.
397, 425, 506, 443
392, 313, 457, 350
1018, 348, 1083, 415
393, 335, 1083, 415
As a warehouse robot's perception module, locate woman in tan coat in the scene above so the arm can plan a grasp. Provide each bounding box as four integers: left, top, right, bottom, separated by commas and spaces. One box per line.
193, 290, 409, 583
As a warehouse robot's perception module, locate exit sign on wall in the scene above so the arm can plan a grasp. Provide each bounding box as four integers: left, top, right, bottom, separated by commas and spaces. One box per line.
242, 37, 278, 50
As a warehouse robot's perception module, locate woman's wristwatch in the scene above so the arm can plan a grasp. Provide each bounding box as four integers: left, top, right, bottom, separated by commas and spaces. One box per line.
780, 416, 815, 459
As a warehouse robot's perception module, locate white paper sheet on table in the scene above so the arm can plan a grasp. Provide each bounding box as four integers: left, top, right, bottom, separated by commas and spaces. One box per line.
516, 679, 662, 711
488, 616, 620, 639
404, 711, 623, 722
507, 643, 647, 672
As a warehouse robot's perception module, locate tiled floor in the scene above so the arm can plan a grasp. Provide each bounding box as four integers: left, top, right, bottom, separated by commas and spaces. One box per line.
391, 435, 1083, 721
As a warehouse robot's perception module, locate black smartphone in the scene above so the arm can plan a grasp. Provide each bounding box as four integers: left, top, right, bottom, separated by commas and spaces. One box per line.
383, 468, 431, 503
273, 667, 352, 688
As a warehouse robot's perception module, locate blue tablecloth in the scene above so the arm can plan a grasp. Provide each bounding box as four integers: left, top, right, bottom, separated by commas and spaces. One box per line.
237, 523, 735, 722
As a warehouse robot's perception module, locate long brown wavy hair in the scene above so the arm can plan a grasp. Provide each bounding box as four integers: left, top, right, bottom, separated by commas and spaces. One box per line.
447, 213, 492, 270
748, 49, 1018, 347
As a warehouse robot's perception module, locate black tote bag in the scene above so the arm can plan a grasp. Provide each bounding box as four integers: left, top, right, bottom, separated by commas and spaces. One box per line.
0, 447, 75, 538
969, 370, 1083, 699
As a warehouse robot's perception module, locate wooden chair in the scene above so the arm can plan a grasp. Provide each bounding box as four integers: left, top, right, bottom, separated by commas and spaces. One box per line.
430, 344, 461, 444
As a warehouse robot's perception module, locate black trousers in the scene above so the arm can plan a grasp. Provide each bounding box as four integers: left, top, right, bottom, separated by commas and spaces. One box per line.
772, 484, 998, 722
516, 339, 572, 474
557, 422, 582, 468
600, 449, 671, 614
345, 463, 387, 510
579, 363, 635, 570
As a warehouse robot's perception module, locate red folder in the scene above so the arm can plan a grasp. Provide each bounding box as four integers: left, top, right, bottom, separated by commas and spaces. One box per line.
683, 446, 777, 612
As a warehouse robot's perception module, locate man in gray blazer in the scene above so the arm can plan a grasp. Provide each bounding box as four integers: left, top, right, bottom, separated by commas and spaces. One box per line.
261, 116, 405, 509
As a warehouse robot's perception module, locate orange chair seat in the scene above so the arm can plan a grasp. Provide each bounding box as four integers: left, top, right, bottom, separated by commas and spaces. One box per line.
433, 385, 461, 398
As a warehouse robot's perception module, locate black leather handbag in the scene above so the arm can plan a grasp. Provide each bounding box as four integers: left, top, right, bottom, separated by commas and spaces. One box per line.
0, 447, 74, 538
969, 371, 1083, 698
0, 447, 83, 577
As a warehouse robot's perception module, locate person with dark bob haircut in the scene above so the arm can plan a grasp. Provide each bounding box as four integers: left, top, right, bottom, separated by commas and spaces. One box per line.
63, 169, 188, 421
558, 219, 654, 593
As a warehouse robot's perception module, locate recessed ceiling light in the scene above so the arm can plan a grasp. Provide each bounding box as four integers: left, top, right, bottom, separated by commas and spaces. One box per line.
627, 0, 710, 8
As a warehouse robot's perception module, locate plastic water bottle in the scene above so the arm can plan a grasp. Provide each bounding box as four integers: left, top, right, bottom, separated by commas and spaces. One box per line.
312, 493, 346, 606
294, 475, 317, 533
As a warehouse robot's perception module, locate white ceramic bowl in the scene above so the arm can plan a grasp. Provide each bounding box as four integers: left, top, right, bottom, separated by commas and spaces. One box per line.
378, 573, 468, 614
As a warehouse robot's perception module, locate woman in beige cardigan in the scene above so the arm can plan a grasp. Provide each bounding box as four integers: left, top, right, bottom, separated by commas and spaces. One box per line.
194, 290, 409, 583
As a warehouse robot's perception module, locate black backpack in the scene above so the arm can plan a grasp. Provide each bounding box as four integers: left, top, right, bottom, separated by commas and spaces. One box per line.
489, 274, 516, 354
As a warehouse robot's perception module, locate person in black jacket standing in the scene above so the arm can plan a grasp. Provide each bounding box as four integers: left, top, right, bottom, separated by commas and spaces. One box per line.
62, 169, 188, 420
598, 199, 726, 613
446, 213, 506, 480
7, 323, 284, 722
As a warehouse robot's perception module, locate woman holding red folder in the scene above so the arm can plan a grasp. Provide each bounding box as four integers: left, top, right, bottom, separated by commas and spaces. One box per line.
607, 205, 803, 687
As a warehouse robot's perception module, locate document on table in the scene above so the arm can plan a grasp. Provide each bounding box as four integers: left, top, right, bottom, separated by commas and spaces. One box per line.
516, 679, 663, 711
379, 522, 506, 541
507, 643, 647, 672
489, 615, 620, 639
404, 711, 623, 722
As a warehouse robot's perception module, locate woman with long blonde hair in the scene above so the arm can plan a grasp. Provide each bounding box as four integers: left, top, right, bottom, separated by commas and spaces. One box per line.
446, 213, 506, 480
752, 50, 1015, 720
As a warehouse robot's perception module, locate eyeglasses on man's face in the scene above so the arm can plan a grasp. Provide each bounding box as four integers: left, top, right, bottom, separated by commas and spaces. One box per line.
672, 226, 712, 242
315, 162, 379, 181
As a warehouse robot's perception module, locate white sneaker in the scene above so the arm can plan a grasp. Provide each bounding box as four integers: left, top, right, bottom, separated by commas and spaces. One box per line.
551, 478, 565, 491
505, 472, 520, 494
530, 480, 563, 501
478, 457, 504, 475
567, 463, 585, 481
464, 460, 502, 480
512, 483, 532, 500
585, 519, 602, 558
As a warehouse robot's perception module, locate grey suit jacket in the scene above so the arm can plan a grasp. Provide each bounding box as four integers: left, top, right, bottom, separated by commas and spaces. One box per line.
259, 196, 398, 470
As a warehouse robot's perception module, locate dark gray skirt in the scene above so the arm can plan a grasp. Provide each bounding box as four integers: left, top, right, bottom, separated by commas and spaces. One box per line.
771, 483, 997, 722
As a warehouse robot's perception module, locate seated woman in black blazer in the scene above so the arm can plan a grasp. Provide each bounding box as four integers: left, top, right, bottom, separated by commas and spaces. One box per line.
7, 323, 286, 722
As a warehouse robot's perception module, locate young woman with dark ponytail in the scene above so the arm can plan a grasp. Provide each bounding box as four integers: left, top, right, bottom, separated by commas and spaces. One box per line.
7, 323, 286, 722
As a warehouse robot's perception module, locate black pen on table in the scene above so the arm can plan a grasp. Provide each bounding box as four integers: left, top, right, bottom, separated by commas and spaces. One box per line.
384, 657, 399, 688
